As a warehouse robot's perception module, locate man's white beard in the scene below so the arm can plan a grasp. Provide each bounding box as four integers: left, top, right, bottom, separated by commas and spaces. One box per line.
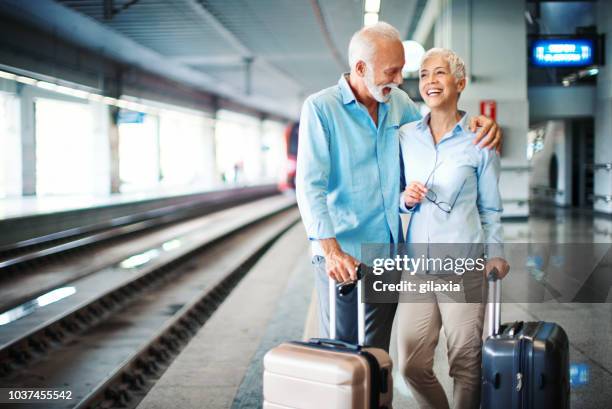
364, 69, 398, 103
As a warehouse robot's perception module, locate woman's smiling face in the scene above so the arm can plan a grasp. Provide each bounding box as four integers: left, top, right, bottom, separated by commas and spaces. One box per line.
419, 54, 466, 109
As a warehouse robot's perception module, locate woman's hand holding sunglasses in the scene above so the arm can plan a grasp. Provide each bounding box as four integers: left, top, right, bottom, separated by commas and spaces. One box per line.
403, 181, 428, 208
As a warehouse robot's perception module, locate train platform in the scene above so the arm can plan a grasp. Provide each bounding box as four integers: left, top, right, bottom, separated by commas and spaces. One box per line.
0, 187, 217, 221
0, 195, 609, 409
0, 185, 279, 247
1, 1, 612, 408
137, 212, 612, 409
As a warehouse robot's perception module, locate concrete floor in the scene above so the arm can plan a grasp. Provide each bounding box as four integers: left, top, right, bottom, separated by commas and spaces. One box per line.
141, 207, 612, 408
136, 223, 311, 409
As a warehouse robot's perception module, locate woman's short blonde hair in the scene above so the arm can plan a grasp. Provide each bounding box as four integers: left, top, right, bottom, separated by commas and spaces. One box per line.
421, 48, 466, 81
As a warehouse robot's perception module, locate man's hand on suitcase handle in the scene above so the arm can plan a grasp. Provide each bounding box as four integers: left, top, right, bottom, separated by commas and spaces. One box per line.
320, 238, 360, 282
337, 264, 365, 296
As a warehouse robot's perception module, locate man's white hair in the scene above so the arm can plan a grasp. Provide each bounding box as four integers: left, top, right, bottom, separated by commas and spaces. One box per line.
420, 47, 466, 81
348, 22, 401, 69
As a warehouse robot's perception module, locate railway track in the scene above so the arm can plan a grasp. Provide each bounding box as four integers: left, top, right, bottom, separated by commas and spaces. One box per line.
0, 189, 279, 315
0, 186, 276, 276
0, 195, 299, 409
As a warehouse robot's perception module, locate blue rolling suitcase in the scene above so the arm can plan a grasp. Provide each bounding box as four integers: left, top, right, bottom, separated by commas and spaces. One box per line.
481, 271, 570, 409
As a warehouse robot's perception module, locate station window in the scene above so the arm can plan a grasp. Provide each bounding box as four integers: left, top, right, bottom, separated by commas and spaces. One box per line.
35, 98, 97, 196
118, 113, 160, 192
0, 92, 20, 198
261, 119, 286, 183
215, 110, 263, 185
159, 109, 211, 189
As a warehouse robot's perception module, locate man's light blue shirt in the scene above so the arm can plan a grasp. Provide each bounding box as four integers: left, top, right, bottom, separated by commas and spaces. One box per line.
296, 74, 421, 259
398, 112, 504, 259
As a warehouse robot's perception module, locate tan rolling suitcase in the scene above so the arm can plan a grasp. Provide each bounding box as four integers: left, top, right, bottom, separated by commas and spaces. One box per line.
263, 273, 393, 409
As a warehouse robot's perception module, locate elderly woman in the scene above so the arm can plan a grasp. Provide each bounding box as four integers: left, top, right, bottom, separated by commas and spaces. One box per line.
396, 48, 510, 409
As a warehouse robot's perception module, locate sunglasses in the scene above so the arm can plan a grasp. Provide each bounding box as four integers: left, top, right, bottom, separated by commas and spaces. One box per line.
423, 162, 452, 214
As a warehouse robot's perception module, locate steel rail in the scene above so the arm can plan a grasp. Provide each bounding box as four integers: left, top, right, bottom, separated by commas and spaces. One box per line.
0, 200, 296, 377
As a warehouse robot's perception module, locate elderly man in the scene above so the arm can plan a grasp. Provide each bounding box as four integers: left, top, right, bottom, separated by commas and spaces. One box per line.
295, 22, 501, 350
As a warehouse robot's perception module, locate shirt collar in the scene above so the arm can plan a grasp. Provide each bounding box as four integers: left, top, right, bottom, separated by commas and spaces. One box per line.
337, 73, 393, 108
454, 111, 469, 134
338, 73, 356, 105
416, 112, 430, 131
417, 110, 469, 135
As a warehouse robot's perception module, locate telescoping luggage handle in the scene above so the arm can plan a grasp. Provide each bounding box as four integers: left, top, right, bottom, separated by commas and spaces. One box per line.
329, 264, 366, 345
487, 268, 502, 337
334, 266, 501, 339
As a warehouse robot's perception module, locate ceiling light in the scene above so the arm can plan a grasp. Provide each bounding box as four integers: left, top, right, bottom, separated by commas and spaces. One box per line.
16, 76, 37, 86
0, 70, 17, 81
364, 12, 378, 26
55, 85, 89, 99
402, 40, 426, 74
115, 99, 130, 109
126, 101, 146, 112
102, 96, 118, 105
365, 0, 381, 13
36, 81, 59, 92
87, 93, 104, 102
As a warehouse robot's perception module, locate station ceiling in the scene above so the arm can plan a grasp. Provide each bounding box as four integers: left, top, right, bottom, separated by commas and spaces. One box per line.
45, 0, 421, 118
0, 0, 420, 118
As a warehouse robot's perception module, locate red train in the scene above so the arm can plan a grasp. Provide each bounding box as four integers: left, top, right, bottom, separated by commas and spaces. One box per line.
279, 122, 299, 191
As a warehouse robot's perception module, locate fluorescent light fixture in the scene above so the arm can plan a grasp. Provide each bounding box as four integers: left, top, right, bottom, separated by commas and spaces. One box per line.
55, 85, 89, 99
365, 0, 381, 13
0, 66, 194, 118
102, 96, 118, 105
126, 101, 146, 112
115, 99, 130, 109
0, 67, 162, 114
16, 76, 37, 86
36, 81, 59, 92
87, 93, 104, 102
364, 12, 378, 26
0, 70, 17, 81
36, 81, 89, 99
76, 90, 91, 99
